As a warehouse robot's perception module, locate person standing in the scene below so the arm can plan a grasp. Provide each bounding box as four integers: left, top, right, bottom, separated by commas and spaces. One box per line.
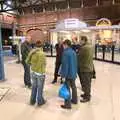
71, 37, 80, 54
60, 39, 78, 109
21, 35, 32, 88
26, 41, 46, 106
78, 36, 94, 103
52, 39, 63, 84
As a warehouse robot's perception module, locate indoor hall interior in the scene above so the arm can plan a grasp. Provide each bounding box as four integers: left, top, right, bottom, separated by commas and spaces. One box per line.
0, 56, 120, 120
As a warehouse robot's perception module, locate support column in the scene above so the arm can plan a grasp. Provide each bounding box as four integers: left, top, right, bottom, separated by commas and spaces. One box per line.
13, 23, 20, 63
0, 24, 5, 81
96, 0, 99, 6
112, 0, 115, 5
81, 0, 84, 8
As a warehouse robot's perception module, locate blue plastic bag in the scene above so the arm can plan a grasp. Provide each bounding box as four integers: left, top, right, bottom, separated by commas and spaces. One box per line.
59, 83, 70, 100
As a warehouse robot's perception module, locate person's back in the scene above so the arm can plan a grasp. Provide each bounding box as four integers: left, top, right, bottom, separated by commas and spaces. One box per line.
21, 41, 31, 63
61, 47, 77, 80
52, 41, 63, 84
78, 43, 93, 72
21, 35, 32, 88
55, 43, 63, 63
27, 48, 46, 74
60, 39, 78, 109
26, 41, 46, 106
78, 36, 94, 103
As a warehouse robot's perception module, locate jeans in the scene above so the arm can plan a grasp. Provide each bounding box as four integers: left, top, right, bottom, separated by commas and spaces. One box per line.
22, 61, 31, 86
30, 72, 45, 104
64, 78, 77, 107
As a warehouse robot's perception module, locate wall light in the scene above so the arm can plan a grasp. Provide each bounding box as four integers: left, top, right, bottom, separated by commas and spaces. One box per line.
81, 29, 91, 33
7, 1, 12, 5
43, 31, 47, 34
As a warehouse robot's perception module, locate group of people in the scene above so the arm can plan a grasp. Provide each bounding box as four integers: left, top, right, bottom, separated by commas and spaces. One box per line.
52, 36, 95, 109
21, 35, 95, 109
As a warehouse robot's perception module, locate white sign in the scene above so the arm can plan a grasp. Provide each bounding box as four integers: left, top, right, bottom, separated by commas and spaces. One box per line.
9, 36, 25, 40
65, 19, 79, 29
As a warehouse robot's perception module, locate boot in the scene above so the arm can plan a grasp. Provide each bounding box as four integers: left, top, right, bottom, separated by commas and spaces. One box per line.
51, 80, 57, 84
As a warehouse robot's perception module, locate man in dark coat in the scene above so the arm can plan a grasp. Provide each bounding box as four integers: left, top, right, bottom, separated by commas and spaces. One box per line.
21, 35, 32, 88
52, 39, 63, 84
60, 40, 78, 109
71, 37, 80, 54
78, 36, 94, 103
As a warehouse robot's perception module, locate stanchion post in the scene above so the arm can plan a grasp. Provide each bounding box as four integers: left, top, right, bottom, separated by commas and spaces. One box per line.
95, 44, 97, 59
112, 45, 115, 62
102, 45, 106, 60
0, 24, 5, 81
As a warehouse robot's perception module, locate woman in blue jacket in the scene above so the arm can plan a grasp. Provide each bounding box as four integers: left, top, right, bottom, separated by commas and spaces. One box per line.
60, 39, 78, 109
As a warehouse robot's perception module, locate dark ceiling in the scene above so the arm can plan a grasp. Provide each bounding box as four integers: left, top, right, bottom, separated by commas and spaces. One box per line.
0, 0, 120, 14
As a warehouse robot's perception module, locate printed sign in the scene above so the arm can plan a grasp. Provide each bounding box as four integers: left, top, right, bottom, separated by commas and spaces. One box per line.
64, 19, 79, 29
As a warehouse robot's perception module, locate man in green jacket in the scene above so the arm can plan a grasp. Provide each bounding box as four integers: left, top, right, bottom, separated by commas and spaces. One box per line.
26, 41, 46, 106
78, 36, 94, 103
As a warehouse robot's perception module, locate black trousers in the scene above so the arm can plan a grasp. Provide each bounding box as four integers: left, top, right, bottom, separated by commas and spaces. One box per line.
78, 72, 92, 99
54, 62, 61, 81
64, 78, 77, 107
22, 61, 31, 86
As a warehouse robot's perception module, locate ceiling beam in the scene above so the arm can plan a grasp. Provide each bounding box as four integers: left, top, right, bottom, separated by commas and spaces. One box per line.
32, 0, 41, 5
40, 0, 44, 4
4, 2, 14, 9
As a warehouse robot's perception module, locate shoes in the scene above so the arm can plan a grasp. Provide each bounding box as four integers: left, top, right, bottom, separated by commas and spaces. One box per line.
80, 94, 85, 98
71, 100, 77, 104
28, 85, 32, 89
30, 100, 35, 105
51, 80, 57, 84
61, 105, 71, 109
81, 94, 91, 98
38, 100, 46, 106
80, 98, 90, 103
60, 80, 63, 84
92, 75, 96, 79
25, 85, 32, 89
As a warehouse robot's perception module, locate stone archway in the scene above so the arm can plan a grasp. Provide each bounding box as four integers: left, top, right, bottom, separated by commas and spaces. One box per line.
26, 28, 48, 43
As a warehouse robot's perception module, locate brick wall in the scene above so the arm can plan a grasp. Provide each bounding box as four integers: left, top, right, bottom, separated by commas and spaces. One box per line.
18, 5, 120, 41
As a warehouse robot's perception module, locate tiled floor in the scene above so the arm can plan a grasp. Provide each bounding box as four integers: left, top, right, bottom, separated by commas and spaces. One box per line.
0, 57, 120, 120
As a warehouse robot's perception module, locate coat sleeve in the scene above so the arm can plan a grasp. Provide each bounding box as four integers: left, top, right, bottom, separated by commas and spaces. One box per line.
21, 43, 31, 61
26, 52, 32, 65
21, 43, 26, 59
60, 52, 69, 78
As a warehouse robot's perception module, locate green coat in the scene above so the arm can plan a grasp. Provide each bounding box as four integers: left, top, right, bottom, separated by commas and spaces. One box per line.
26, 48, 46, 74
78, 43, 94, 72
